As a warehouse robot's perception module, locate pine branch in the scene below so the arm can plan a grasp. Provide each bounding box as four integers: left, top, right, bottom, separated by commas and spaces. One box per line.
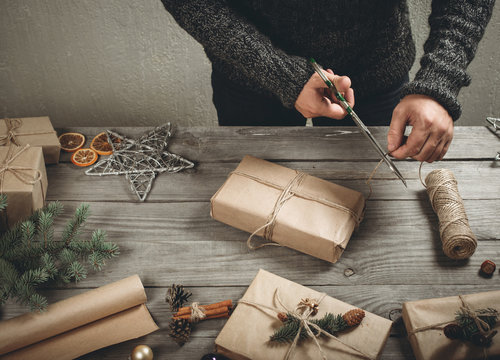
270, 315, 308, 343
0, 194, 7, 211
62, 203, 89, 245
0, 201, 119, 311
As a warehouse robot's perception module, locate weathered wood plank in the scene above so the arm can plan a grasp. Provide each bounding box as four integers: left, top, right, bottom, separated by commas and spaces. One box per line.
46, 160, 500, 202
40, 199, 499, 287
55, 126, 499, 161
3, 285, 496, 360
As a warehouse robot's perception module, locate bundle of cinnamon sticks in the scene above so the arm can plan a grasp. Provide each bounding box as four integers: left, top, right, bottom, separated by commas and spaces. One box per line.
172, 300, 233, 322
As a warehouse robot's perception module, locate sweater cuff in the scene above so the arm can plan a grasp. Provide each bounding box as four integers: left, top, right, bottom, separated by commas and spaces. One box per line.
400, 59, 471, 121
277, 57, 316, 109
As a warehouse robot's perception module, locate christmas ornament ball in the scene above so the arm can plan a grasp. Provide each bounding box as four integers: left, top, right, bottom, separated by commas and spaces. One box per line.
131, 345, 154, 360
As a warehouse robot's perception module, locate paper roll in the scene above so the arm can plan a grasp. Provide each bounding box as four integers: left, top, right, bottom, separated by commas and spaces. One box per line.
0, 275, 159, 359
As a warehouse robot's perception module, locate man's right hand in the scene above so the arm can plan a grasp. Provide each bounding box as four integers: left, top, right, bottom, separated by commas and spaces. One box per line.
294, 69, 354, 119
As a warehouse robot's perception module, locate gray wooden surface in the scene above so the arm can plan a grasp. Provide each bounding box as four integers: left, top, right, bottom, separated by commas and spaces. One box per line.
1, 126, 499, 360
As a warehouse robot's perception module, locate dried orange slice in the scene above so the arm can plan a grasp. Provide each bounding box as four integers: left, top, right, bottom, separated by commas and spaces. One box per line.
71, 148, 98, 167
90, 132, 116, 155
59, 132, 85, 152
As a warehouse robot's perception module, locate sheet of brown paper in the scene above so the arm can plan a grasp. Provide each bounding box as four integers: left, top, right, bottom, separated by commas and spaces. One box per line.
0, 275, 159, 359
402, 290, 500, 360
0, 146, 48, 228
211, 155, 365, 263
215, 269, 392, 360
0, 117, 60, 164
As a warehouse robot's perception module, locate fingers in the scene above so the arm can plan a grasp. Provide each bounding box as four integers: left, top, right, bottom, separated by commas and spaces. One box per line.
387, 105, 407, 154
391, 127, 430, 159
388, 95, 454, 162
319, 96, 349, 119
294, 68, 354, 120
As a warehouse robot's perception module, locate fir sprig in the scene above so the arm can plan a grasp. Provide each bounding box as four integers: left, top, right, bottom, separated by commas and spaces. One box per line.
0, 194, 7, 211
270, 309, 365, 344
0, 202, 120, 311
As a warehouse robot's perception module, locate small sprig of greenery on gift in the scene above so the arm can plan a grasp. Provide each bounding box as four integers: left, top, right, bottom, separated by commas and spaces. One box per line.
0, 197, 119, 312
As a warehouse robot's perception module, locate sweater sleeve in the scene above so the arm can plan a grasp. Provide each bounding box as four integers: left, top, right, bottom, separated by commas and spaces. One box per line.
160, 0, 313, 108
400, 0, 495, 120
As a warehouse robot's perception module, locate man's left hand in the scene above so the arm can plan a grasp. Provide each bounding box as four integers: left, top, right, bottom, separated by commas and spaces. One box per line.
387, 94, 454, 163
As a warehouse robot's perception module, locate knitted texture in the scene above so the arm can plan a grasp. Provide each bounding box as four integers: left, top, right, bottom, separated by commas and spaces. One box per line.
161, 0, 495, 120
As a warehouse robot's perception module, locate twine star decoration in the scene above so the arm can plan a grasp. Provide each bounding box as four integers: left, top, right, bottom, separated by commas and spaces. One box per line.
85, 123, 194, 201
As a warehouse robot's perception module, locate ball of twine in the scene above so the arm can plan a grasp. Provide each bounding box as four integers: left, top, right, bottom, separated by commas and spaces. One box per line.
423, 168, 477, 260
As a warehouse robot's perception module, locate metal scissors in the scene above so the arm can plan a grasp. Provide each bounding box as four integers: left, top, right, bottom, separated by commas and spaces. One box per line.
309, 58, 407, 187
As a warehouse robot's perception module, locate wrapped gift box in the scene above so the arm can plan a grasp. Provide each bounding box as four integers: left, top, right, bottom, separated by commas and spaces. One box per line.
402, 290, 500, 360
211, 155, 365, 263
0, 146, 48, 228
0, 117, 60, 164
215, 269, 392, 359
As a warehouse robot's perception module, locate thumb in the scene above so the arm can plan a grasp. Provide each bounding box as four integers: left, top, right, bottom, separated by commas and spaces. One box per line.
387, 106, 407, 153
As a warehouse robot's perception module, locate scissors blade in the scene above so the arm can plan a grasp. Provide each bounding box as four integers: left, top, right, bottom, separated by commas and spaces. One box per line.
349, 110, 407, 187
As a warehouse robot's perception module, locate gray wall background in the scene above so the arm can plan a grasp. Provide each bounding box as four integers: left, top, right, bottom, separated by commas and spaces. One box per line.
1, 0, 499, 128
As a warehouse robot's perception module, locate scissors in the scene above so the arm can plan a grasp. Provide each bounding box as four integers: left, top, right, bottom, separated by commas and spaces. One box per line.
309, 58, 407, 187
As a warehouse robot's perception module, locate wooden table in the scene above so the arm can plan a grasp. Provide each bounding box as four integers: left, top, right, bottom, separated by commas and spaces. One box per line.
2, 126, 499, 359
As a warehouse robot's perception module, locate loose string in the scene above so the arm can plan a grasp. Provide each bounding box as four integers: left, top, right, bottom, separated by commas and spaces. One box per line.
238, 289, 374, 360
419, 162, 477, 260
0, 118, 56, 146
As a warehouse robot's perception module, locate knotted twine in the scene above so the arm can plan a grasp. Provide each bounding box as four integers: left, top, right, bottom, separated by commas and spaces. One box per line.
238, 288, 374, 360
419, 163, 477, 259
188, 302, 206, 323
0, 118, 56, 146
407, 295, 498, 358
0, 144, 43, 195
229, 170, 363, 250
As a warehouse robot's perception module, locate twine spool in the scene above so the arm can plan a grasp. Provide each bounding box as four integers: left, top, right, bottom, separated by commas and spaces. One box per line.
423, 168, 477, 260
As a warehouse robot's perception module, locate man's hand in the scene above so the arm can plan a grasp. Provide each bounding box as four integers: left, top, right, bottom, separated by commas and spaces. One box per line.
295, 69, 354, 119
387, 94, 454, 163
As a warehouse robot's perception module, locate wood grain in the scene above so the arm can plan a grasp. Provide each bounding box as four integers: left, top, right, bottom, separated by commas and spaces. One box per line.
1, 126, 498, 360
55, 126, 499, 161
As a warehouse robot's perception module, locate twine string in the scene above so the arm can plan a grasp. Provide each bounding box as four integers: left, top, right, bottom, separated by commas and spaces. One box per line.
0, 118, 56, 146
419, 163, 477, 260
238, 289, 374, 360
229, 170, 362, 250
408, 295, 498, 337
189, 302, 206, 323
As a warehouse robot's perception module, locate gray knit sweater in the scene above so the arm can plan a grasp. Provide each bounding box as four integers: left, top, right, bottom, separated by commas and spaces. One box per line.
161, 0, 495, 120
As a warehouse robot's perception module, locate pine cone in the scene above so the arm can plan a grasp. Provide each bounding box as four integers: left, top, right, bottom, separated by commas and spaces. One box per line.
342, 308, 365, 327
278, 312, 288, 322
444, 324, 464, 340
166, 284, 192, 312
470, 333, 492, 347
169, 318, 192, 345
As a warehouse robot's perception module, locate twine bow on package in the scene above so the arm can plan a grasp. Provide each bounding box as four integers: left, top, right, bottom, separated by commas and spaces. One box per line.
211, 156, 365, 263
0, 145, 48, 228
403, 290, 500, 360
0, 117, 60, 164
215, 269, 392, 359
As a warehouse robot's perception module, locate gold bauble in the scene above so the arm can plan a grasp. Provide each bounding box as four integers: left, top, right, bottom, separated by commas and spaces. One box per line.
130, 345, 154, 360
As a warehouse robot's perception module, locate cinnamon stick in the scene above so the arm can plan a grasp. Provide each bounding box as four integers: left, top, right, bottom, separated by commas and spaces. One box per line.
173, 306, 230, 321
174, 300, 232, 317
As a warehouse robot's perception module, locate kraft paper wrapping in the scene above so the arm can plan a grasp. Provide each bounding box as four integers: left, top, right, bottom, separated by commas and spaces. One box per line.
210, 155, 365, 263
215, 269, 392, 360
0, 275, 159, 360
0, 117, 60, 164
402, 290, 500, 360
0, 146, 48, 228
